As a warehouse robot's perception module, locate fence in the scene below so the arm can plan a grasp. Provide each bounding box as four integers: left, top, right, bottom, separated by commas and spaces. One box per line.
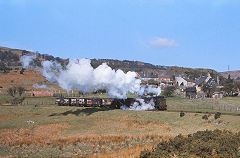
168, 98, 240, 113
21, 96, 56, 106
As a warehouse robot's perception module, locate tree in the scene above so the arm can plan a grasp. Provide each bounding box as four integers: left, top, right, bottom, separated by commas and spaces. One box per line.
234, 80, 240, 91
147, 79, 159, 86
20, 68, 25, 74
17, 87, 25, 96
202, 83, 217, 98
163, 86, 176, 97
0, 62, 9, 73
7, 87, 17, 97
223, 76, 234, 96
224, 83, 234, 96
171, 75, 175, 81
228, 74, 231, 80
202, 84, 211, 97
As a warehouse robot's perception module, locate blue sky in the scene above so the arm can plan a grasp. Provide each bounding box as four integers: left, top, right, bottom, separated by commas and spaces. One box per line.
0, 0, 240, 72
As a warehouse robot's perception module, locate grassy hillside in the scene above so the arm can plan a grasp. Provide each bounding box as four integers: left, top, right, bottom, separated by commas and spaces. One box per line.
220, 70, 240, 79
0, 102, 240, 157
0, 46, 220, 81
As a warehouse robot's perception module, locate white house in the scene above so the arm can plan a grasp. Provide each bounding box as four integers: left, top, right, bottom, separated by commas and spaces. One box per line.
175, 77, 188, 87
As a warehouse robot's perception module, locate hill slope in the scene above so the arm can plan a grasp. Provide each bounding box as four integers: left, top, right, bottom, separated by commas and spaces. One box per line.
220, 70, 240, 80
0, 46, 220, 85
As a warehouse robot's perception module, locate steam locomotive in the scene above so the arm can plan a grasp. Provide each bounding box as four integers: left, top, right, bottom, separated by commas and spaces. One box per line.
55, 96, 167, 110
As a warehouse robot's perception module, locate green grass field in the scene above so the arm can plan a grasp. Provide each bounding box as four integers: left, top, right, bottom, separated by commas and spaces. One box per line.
1, 96, 240, 157
167, 96, 240, 113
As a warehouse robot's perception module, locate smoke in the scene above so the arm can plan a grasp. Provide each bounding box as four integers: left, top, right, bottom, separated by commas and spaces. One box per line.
20, 54, 36, 68
139, 85, 161, 96
120, 98, 155, 111
20, 55, 161, 99
33, 83, 55, 90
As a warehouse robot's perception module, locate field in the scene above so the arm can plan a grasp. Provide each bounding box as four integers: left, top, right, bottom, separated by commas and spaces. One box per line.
0, 96, 240, 157
167, 96, 240, 113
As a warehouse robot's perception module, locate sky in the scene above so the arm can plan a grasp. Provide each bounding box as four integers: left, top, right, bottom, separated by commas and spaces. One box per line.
0, 0, 240, 72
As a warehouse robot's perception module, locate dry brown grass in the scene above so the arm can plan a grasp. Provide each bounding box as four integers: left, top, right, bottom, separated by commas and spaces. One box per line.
0, 122, 171, 158
0, 123, 69, 146
0, 123, 170, 147
0, 112, 39, 122
86, 114, 172, 135
52, 134, 168, 146
0, 70, 45, 87
89, 145, 154, 158
121, 120, 171, 131
0, 115, 15, 122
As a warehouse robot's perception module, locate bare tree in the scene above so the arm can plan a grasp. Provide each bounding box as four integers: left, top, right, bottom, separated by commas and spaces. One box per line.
7, 87, 17, 97
17, 87, 25, 96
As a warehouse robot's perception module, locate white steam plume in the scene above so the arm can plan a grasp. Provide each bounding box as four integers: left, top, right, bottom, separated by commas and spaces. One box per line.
120, 98, 155, 111
139, 85, 161, 96
20, 54, 36, 68
20, 55, 161, 99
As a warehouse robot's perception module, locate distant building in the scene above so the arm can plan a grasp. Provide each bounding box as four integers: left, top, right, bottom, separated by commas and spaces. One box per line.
187, 82, 195, 87
31, 90, 54, 97
158, 75, 171, 82
175, 77, 189, 87
194, 72, 212, 87
194, 72, 218, 92
136, 72, 159, 81
186, 87, 197, 99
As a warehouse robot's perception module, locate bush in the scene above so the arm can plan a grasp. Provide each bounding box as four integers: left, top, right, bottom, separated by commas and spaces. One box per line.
140, 129, 240, 158
20, 68, 24, 74
214, 112, 221, 120
180, 111, 185, 117
17, 87, 25, 96
202, 115, 208, 120
11, 97, 25, 105
7, 86, 25, 97
163, 86, 176, 97
7, 87, 17, 97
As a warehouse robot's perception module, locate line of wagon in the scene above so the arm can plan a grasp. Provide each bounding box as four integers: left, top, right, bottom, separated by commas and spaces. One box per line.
56, 96, 167, 110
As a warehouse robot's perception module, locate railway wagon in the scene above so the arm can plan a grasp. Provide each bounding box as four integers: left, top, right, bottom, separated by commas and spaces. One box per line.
57, 98, 103, 107
148, 96, 167, 110
56, 96, 167, 110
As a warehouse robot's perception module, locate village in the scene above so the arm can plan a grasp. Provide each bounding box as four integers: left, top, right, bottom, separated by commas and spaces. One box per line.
136, 71, 239, 99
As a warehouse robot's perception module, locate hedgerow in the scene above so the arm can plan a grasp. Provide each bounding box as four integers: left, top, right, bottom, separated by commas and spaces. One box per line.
140, 129, 240, 158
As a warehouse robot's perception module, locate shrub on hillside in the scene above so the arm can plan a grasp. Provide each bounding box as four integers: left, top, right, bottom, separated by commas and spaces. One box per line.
202, 115, 208, 120
180, 111, 185, 117
214, 112, 221, 120
7, 86, 25, 97
140, 129, 240, 158
17, 87, 25, 96
162, 86, 176, 97
11, 97, 25, 105
7, 87, 17, 97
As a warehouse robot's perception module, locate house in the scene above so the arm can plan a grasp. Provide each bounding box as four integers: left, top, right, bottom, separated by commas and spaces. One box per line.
175, 76, 189, 87
194, 72, 212, 86
187, 82, 195, 87
194, 72, 218, 92
136, 72, 159, 81
31, 90, 54, 96
158, 75, 171, 82
186, 87, 197, 99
